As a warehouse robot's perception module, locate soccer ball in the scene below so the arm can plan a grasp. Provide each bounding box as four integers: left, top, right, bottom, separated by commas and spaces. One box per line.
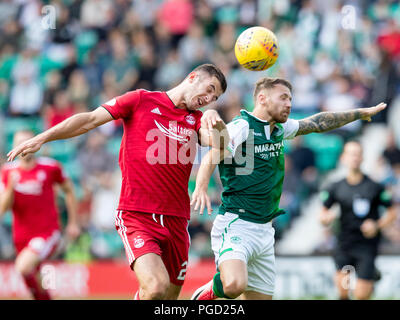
234, 26, 279, 71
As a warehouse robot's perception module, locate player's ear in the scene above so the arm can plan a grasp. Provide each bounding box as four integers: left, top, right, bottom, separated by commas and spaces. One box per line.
187, 72, 197, 83
258, 92, 267, 105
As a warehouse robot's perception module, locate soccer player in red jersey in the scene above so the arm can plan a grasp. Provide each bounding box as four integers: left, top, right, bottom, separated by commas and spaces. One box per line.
7, 64, 228, 300
0, 130, 80, 300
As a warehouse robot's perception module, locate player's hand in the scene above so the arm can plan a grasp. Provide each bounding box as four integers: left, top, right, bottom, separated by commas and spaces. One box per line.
190, 188, 213, 215
319, 210, 336, 226
65, 222, 81, 241
359, 102, 387, 122
7, 137, 43, 162
360, 219, 379, 238
201, 109, 225, 134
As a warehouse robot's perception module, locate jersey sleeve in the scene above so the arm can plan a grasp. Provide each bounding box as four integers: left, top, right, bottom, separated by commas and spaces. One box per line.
101, 90, 142, 120
52, 162, 67, 184
320, 183, 337, 208
282, 119, 299, 140
226, 118, 250, 157
377, 185, 393, 208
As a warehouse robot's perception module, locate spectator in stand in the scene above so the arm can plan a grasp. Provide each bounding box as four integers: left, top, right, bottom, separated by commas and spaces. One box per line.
106, 32, 138, 93
43, 70, 63, 107
291, 58, 320, 113
157, 0, 194, 48
66, 70, 91, 106
178, 20, 213, 70
9, 47, 42, 117
77, 129, 119, 259
289, 136, 318, 197
383, 130, 400, 167
321, 76, 361, 139
44, 90, 76, 129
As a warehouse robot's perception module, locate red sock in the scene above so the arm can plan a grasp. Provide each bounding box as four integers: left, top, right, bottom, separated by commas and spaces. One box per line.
23, 273, 51, 300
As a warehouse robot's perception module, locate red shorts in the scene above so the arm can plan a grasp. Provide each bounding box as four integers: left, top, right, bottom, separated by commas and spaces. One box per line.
14, 229, 61, 261
115, 210, 190, 286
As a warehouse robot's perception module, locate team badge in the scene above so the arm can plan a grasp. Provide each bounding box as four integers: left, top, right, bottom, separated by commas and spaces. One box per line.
353, 198, 370, 218
185, 114, 196, 125
134, 236, 145, 248
230, 236, 242, 244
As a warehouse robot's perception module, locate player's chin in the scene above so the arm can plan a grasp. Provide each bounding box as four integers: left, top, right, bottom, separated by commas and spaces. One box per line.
188, 104, 202, 111
22, 154, 34, 161
278, 114, 289, 123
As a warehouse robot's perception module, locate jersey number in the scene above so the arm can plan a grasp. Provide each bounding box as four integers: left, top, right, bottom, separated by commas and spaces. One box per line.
177, 261, 188, 281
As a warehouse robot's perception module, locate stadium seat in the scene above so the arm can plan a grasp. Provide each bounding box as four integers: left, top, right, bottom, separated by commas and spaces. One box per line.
106, 136, 122, 157
46, 140, 77, 164
74, 31, 99, 64
303, 133, 343, 172
4, 117, 44, 152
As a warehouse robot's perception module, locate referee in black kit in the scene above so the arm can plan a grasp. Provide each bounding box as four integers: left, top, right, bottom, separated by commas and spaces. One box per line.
319, 140, 397, 300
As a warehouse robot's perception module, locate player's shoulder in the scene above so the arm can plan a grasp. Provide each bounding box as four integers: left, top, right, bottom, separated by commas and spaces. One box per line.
326, 177, 346, 190
125, 88, 147, 99
281, 118, 300, 133
138, 88, 165, 100
363, 174, 384, 190
228, 116, 250, 127
227, 117, 250, 134
363, 174, 379, 184
1, 160, 20, 172
36, 157, 62, 169
282, 118, 299, 127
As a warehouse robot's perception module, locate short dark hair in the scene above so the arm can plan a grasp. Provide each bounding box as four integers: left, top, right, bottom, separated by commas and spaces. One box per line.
192, 63, 227, 93
253, 77, 292, 99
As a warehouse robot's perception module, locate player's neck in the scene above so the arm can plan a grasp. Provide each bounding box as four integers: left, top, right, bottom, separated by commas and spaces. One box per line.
346, 170, 363, 185
166, 86, 187, 110
252, 107, 276, 132
20, 157, 36, 170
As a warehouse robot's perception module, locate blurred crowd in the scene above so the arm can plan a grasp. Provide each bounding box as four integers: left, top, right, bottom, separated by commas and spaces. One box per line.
0, 0, 400, 262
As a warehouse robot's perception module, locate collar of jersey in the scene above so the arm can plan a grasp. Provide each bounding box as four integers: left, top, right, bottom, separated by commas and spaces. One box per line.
164, 92, 195, 114
240, 109, 270, 124
240, 109, 284, 139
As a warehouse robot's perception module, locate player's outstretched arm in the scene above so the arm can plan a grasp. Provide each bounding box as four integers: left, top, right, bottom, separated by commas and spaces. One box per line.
295, 102, 387, 136
191, 148, 229, 215
7, 107, 113, 161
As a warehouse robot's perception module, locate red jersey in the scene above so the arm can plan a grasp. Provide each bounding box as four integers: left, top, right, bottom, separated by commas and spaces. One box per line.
0, 157, 66, 244
102, 89, 203, 219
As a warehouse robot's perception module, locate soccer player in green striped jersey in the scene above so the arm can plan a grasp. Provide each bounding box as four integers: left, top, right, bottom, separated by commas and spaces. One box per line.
190, 77, 387, 300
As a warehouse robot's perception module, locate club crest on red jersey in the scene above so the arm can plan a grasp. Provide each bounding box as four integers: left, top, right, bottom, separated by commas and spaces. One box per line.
185, 114, 196, 125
